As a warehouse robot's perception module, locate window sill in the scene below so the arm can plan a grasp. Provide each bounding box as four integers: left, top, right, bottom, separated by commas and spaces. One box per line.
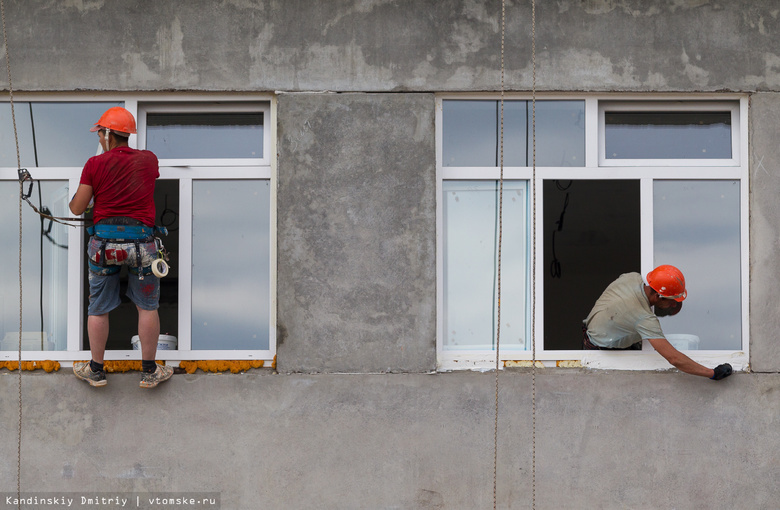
437, 351, 749, 372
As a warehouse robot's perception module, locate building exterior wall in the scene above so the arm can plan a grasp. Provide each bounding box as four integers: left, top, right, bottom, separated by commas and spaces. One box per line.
749, 92, 780, 372
3, 1, 780, 94
1, 370, 778, 509
276, 92, 437, 373
1, 1, 779, 508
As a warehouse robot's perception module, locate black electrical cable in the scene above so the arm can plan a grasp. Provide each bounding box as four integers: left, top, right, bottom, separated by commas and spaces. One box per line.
36, 183, 44, 350
159, 194, 179, 231
29, 103, 38, 167
550, 182, 571, 279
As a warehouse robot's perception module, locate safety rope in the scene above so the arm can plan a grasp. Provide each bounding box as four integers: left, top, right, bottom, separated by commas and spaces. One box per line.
493, 1, 537, 508
19, 169, 87, 227
1, 0, 23, 506
492, 0, 505, 505
531, 1, 538, 507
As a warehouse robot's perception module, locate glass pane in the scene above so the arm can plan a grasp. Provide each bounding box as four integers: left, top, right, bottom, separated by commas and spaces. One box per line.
192, 180, 270, 350
534, 101, 585, 167
503, 101, 528, 167
1, 102, 120, 168
0, 102, 36, 167
606, 111, 732, 159
146, 112, 264, 159
0, 181, 69, 351
442, 100, 499, 167
654, 180, 741, 350
32, 102, 121, 166
443, 100, 585, 167
443, 180, 529, 350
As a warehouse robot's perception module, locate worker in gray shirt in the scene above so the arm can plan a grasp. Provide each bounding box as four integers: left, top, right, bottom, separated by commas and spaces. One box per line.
583, 265, 732, 380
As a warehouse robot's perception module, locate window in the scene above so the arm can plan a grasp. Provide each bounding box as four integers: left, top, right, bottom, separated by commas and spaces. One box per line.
437, 96, 748, 370
1, 101, 120, 357
1, 97, 275, 363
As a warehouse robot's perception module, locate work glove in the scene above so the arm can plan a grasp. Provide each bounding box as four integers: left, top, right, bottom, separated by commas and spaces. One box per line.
711, 363, 733, 380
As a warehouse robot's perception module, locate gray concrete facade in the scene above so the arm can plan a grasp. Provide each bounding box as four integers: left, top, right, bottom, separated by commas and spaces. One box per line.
2, 0, 780, 508
1, 370, 778, 509
276, 92, 437, 373
3, 1, 780, 93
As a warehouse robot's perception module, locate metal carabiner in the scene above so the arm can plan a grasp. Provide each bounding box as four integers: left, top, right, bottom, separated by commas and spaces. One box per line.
17, 168, 33, 199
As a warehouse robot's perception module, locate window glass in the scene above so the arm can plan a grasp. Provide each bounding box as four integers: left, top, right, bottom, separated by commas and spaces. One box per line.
606, 111, 732, 159
442, 100, 500, 167
0, 181, 69, 351
191, 180, 270, 350
443, 100, 584, 167
534, 101, 585, 167
0, 102, 120, 167
0, 102, 36, 167
504, 101, 529, 166
443, 180, 529, 350
32, 103, 120, 166
654, 180, 741, 350
146, 112, 264, 159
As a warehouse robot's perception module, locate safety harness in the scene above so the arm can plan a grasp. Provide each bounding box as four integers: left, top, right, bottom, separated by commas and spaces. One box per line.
87, 217, 168, 279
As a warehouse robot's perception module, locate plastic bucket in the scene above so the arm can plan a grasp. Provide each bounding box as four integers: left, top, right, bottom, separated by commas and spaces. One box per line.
130, 334, 178, 351
665, 333, 700, 350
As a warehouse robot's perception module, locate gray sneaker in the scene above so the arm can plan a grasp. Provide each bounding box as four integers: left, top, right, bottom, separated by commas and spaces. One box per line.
140, 364, 174, 388
73, 361, 107, 387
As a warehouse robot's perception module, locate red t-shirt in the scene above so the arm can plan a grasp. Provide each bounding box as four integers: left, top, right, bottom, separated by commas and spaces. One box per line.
80, 147, 159, 226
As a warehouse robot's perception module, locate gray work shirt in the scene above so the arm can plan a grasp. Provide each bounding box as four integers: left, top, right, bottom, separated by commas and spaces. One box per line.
583, 273, 665, 349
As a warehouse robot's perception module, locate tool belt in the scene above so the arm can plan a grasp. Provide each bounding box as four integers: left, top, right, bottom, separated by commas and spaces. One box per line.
87, 217, 168, 278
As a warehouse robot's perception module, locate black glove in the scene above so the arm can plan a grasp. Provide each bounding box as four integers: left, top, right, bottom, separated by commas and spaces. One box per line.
711, 363, 733, 380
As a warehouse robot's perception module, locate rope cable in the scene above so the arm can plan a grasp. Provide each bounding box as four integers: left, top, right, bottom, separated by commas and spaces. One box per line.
493, 1, 537, 508
492, 0, 506, 506
531, 0, 538, 507
1, 0, 24, 505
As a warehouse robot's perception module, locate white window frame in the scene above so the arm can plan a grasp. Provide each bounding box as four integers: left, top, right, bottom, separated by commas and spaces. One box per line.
0, 93, 277, 364
599, 101, 741, 168
436, 94, 749, 372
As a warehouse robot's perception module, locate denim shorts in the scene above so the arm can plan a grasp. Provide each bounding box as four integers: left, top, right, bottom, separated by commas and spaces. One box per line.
88, 270, 160, 315
87, 237, 160, 316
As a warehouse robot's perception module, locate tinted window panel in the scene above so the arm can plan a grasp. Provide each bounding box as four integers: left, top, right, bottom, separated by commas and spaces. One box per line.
146, 112, 264, 159
654, 180, 741, 349
443, 180, 529, 350
0, 181, 69, 351
606, 111, 731, 159
191, 180, 270, 350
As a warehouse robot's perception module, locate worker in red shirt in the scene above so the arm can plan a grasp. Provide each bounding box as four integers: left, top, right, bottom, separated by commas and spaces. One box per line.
69, 106, 173, 388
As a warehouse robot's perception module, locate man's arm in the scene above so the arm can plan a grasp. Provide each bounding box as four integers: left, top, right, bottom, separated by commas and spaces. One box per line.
69, 184, 93, 215
647, 337, 715, 378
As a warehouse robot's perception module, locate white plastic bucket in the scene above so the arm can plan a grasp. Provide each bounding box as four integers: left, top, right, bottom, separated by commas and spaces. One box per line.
130, 334, 178, 351
665, 333, 700, 350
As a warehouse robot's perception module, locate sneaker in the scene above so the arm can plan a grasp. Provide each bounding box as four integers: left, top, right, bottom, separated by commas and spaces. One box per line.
73, 361, 107, 387
140, 364, 174, 389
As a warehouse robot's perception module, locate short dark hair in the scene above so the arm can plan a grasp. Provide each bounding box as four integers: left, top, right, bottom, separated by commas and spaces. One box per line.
110, 131, 130, 143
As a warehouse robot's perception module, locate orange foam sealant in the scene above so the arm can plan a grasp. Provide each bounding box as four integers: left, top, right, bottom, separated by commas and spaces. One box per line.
1, 360, 60, 372
178, 360, 266, 374
2, 356, 277, 374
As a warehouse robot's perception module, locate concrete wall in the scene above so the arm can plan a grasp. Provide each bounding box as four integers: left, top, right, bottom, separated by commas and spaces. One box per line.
276, 92, 437, 373
3, 1, 780, 93
749, 92, 780, 372
2, 1, 780, 508
1, 370, 778, 509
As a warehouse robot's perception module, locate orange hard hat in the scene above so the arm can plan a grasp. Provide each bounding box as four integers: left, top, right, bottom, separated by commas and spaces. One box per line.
90, 106, 137, 135
646, 265, 687, 302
